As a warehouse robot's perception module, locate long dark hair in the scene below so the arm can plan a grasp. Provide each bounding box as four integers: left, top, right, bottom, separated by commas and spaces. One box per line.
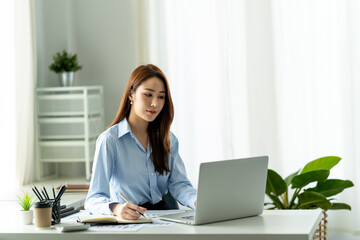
108, 64, 174, 175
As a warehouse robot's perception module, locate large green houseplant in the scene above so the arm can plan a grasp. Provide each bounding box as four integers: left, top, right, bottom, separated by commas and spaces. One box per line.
266, 156, 354, 210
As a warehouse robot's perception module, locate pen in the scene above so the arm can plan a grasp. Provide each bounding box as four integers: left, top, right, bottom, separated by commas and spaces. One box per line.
52, 186, 56, 199
41, 189, 48, 200
55, 185, 63, 201
43, 185, 50, 200
32, 187, 42, 201
55, 185, 67, 202
33, 185, 43, 201
119, 192, 145, 218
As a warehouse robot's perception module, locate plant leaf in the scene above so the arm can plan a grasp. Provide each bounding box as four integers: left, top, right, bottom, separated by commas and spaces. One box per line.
291, 170, 329, 189
330, 203, 351, 210
284, 169, 300, 186
306, 179, 354, 197
17, 192, 35, 211
49, 50, 82, 73
266, 193, 285, 209
266, 169, 287, 196
298, 191, 332, 209
300, 156, 341, 174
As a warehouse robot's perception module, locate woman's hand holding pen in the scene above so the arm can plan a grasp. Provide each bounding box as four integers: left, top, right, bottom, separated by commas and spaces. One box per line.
110, 202, 147, 220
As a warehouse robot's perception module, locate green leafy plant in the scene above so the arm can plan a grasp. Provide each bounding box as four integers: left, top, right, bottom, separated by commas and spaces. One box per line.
17, 191, 35, 211
266, 156, 354, 210
49, 49, 83, 73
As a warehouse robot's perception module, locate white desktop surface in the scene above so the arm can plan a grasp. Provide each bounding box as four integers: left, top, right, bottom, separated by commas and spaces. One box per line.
0, 197, 322, 240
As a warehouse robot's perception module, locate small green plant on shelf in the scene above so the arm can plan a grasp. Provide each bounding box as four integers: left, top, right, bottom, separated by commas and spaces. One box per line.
265, 156, 354, 210
17, 191, 35, 211
49, 49, 82, 73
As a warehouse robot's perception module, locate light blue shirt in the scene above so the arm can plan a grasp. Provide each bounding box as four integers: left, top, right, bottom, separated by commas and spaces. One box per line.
85, 118, 197, 215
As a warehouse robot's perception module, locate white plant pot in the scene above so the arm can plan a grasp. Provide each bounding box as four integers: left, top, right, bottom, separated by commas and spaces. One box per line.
20, 210, 33, 225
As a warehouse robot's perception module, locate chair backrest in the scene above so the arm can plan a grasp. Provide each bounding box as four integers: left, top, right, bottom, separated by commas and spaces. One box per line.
163, 191, 179, 209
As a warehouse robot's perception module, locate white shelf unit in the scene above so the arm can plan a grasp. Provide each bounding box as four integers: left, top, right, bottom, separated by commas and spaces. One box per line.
35, 86, 104, 180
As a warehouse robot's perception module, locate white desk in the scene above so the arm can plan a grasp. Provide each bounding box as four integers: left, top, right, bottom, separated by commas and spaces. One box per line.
0, 200, 322, 240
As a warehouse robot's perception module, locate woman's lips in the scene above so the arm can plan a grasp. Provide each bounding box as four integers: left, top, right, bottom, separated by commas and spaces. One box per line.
147, 110, 156, 114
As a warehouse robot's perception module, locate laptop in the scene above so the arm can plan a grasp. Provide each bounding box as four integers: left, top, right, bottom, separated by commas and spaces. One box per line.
160, 156, 268, 225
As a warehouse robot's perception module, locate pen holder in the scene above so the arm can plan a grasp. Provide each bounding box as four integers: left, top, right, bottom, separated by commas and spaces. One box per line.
51, 200, 61, 225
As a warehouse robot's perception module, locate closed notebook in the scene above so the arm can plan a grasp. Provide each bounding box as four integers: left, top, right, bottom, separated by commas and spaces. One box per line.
78, 214, 152, 224
56, 184, 89, 192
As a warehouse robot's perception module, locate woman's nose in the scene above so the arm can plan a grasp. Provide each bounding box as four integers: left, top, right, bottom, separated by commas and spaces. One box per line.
151, 98, 158, 107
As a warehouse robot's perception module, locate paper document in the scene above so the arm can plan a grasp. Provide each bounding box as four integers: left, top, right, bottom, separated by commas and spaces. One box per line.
143, 210, 186, 227
145, 209, 186, 218
61, 211, 82, 223
62, 209, 183, 230
89, 224, 143, 232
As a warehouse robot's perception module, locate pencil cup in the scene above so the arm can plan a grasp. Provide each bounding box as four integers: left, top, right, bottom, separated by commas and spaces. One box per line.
51, 200, 61, 224
33, 201, 52, 228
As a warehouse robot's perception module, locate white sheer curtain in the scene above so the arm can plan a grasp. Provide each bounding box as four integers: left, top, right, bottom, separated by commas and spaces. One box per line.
144, 0, 249, 186
0, 0, 36, 200
272, 0, 360, 233
145, 0, 360, 234
14, 0, 36, 187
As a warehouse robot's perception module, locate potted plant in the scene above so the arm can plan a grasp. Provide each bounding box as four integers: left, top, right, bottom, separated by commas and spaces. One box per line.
49, 49, 83, 87
265, 156, 354, 238
17, 191, 35, 225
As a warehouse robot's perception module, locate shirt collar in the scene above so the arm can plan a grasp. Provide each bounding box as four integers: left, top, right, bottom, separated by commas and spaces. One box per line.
117, 118, 132, 139
117, 118, 152, 154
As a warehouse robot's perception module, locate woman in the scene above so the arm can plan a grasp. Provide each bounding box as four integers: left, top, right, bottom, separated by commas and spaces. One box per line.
85, 64, 197, 220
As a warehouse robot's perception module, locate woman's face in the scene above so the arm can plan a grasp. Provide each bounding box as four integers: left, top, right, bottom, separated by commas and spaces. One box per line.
130, 77, 166, 123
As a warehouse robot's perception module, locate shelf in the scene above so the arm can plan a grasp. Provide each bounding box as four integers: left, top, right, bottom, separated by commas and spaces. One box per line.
38, 116, 103, 140
39, 135, 98, 140
38, 111, 101, 117
38, 94, 99, 101
35, 86, 104, 181
39, 134, 98, 142
40, 158, 90, 163
38, 117, 85, 123
39, 141, 89, 147
37, 91, 102, 117
39, 140, 96, 162
37, 94, 84, 100
37, 86, 102, 92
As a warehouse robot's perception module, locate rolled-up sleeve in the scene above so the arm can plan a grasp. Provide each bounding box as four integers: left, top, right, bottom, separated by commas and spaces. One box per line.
168, 134, 197, 209
84, 133, 116, 215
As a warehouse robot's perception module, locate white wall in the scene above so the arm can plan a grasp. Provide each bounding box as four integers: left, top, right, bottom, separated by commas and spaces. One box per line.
34, 0, 69, 88
34, 0, 140, 177
73, 0, 139, 126
34, 0, 139, 126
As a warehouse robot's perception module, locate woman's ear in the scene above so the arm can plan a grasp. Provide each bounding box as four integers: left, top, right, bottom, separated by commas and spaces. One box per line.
128, 90, 134, 102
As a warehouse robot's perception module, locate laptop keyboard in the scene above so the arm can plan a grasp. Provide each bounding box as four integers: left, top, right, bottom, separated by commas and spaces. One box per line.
182, 215, 194, 220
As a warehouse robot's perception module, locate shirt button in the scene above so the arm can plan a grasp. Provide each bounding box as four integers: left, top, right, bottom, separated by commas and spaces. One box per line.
151, 173, 154, 176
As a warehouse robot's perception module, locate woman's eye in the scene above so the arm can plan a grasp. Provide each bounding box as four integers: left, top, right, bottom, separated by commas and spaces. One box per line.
158, 96, 165, 99
145, 93, 152, 97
